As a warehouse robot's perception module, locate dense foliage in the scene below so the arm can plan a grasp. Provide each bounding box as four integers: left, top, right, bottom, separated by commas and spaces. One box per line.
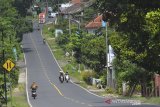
0, 0, 33, 103
95, 0, 160, 96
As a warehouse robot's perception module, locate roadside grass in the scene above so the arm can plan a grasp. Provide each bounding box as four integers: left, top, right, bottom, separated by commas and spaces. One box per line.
48, 39, 65, 60
42, 24, 160, 105
5, 53, 29, 107
7, 83, 29, 107
42, 24, 55, 39
141, 97, 160, 105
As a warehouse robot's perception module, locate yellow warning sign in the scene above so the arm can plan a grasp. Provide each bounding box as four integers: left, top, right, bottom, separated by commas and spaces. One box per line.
3, 59, 15, 72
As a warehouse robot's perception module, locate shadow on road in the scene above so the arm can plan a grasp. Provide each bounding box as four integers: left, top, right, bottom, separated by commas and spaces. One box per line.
23, 47, 33, 53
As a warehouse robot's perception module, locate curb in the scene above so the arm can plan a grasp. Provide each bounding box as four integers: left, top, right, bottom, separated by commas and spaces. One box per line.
21, 44, 32, 107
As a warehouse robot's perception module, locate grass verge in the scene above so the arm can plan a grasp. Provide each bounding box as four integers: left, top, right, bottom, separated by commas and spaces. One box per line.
5, 53, 29, 107
7, 83, 29, 107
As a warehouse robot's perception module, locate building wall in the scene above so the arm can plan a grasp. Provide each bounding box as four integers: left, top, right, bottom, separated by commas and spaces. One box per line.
154, 74, 160, 96
87, 29, 96, 34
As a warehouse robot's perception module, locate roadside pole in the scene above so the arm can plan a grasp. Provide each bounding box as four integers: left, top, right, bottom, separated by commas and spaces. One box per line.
1, 30, 7, 106
2, 59, 15, 107
69, 13, 71, 35
102, 11, 113, 88
105, 21, 109, 87
9, 73, 12, 107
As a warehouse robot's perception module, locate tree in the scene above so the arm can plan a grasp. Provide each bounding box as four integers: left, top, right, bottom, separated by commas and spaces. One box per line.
13, 0, 33, 17
95, 0, 160, 96
0, 0, 33, 103
81, 35, 106, 72
100, 1, 160, 72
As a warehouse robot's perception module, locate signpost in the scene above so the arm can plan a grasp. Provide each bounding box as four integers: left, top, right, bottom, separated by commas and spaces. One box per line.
3, 59, 15, 106
3, 59, 15, 72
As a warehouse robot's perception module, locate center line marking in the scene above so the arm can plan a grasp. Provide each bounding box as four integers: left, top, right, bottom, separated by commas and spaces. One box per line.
29, 33, 63, 96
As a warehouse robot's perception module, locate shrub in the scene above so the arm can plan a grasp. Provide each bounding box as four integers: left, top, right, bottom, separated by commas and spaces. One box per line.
100, 75, 106, 86
116, 87, 122, 95
105, 87, 114, 94
81, 71, 95, 85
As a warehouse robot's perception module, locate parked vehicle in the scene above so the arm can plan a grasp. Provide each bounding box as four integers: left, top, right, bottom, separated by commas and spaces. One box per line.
48, 7, 53, 13
48, 12, 56, 18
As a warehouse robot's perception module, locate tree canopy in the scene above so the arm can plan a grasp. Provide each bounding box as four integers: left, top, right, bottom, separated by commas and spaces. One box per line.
95, 0, 160, 96
95, 0, 160, 73
0, 0, 33, 102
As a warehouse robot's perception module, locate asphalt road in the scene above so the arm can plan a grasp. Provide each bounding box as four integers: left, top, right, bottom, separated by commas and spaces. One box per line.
22, 21, 160, 107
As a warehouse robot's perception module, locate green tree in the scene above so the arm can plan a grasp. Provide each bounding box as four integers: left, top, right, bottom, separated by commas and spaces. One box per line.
83, 7, 97, 22
0, 0, 33, 103
81, 35, 106, 72
13, 0, 33, 17
95, 0, 160, 72
95, 0, 160, 96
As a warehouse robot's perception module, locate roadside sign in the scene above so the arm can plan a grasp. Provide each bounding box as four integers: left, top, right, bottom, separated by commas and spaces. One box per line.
102, 20, 106, 27
13, 48, 17, 61
3, 59, 15, 72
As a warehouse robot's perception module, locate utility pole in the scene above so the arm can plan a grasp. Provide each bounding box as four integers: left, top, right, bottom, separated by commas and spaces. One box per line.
69, 13, 71, 35
45, 0, 48, 14
56, 0, 60, 24
105, 21, 110, 87
102, 11, 113, 87
1, 30, 7, 106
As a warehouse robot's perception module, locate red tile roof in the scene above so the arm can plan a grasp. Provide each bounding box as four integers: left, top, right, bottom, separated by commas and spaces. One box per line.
85, 15, 102, 29
72, 0, 81, 4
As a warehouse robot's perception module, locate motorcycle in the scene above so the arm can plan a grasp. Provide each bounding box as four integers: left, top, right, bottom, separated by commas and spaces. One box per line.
37, 24, 40, 30
43, 39, 46, 44
65, 74, 70, 83
31, 89, 37, 99
59, 75, 64, 83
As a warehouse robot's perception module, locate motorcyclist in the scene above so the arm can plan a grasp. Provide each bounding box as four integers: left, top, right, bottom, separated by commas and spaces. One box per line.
43, 38, 46, 44
65, 71, 70, 81
65, 71, 69, 76
37, 24, 40, 30
30, 82, 38, 91
59, 71, 64, 82
30, 82, 38, 99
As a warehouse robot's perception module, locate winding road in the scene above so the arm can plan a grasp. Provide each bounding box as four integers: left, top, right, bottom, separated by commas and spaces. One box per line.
22, 21, 160, 107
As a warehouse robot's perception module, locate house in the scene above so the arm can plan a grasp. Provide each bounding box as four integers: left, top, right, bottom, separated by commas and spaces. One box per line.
59, 3, 73, 12
71, 0, 81, 4
85, 15, 102, 34
59, 0, 93, 18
